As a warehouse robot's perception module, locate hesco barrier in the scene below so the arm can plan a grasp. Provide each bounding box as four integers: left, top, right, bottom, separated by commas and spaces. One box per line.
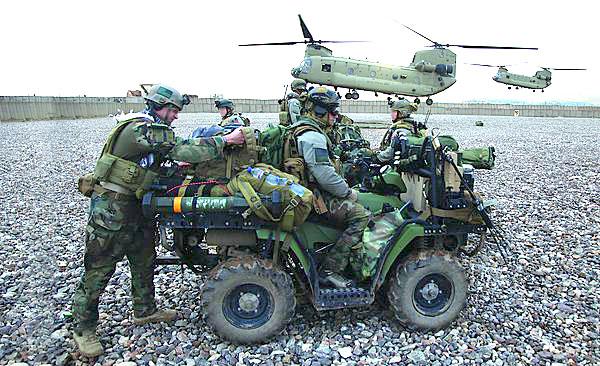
1, 96, 599, 121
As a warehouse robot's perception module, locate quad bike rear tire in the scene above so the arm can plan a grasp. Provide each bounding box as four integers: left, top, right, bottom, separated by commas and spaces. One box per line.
388, 250, 467, 330
200, 257, 296, 344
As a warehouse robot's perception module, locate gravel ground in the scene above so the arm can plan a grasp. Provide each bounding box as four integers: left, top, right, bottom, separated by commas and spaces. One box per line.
0, 113, 598, 365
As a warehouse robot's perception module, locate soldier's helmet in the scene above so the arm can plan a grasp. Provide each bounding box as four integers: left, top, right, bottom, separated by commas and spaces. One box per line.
144, 84, 190, 110
305, 87, 340, 127
291, 79, 307, 92
214, 98, 235, 110
389, 98, 418, 118
286, 92, 300, 100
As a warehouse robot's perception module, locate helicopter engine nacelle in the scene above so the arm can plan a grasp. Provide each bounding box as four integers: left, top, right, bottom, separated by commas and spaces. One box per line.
435, 64, 454, 76
414, 62, 436, 73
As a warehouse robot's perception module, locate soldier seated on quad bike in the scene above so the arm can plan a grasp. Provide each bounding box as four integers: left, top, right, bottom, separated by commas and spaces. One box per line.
283, 87, 372, 288
376, 99, 424, 163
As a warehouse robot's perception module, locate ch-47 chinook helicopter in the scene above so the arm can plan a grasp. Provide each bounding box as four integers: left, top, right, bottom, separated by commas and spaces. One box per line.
469, 64, 586, 92
239, 15, 537, 105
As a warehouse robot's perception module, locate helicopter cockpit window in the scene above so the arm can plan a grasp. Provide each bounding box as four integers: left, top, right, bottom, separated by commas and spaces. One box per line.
322, 64, 332, 72
392, 73, 399, 80
300, 58, 312, 74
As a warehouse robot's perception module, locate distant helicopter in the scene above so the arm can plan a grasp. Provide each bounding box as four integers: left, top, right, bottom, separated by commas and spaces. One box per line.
239, 15, 537, 105
469, 64, 586, 91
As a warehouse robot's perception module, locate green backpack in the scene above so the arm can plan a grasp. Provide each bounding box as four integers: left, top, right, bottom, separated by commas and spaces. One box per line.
461, 146, 496, 170
226, 163, 313, 231
258, 124, 289, 168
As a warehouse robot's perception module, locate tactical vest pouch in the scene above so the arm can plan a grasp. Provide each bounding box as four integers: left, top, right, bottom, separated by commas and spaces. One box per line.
227, 163, 313, 231
93, 154, 117, 181
77, 173, 97, 198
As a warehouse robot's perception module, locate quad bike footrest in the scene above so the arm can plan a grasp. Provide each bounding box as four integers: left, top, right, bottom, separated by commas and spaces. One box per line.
315, 287, 373, 310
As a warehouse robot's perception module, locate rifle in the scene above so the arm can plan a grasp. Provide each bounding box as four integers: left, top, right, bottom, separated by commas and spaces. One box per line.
278, 84, 289, 105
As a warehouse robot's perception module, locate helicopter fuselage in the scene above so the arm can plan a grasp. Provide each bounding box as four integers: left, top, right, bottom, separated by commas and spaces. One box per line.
492, 68, 552, 89
292, 50, 456, 98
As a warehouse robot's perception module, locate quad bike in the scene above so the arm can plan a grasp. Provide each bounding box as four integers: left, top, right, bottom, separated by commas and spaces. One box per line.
142, 133, 506, 344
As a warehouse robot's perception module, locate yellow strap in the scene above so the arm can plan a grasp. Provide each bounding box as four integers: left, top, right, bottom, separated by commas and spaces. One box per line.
177, 175, 194, 197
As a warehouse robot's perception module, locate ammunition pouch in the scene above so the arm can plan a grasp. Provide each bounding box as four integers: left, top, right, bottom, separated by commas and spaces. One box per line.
93, 152, 153, 198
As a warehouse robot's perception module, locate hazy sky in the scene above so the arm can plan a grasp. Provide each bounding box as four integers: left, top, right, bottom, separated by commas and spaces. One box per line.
2, 0, 598, 104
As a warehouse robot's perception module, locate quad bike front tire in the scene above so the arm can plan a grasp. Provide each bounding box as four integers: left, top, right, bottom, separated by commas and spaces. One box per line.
200, 257, 296, 344
388, 250, 467, 330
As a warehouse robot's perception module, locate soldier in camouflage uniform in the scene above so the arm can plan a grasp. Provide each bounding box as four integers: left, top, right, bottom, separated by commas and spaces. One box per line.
215, 98, 250, 130
285, 87, 371, 288
71, 85, 246, 357
286, 79, 307, 125
377, 99, 422, 162
278, 91, 301, 126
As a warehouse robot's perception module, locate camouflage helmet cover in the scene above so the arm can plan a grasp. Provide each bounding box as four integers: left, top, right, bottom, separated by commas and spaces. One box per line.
291, 78, 307, 92
144, 84, 190, 110
306, 86, 340, 116
389, 98, 418, 113
215, 98, 235, 110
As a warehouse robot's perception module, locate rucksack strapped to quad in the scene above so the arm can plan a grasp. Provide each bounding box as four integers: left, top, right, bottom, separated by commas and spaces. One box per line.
142, 129, 506, 344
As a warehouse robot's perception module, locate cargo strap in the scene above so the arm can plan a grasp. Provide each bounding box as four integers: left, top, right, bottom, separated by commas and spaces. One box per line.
177, 175, 194, 197
93, 184, 137, 201
237, 180, 298, 224
100, 181, 134, 195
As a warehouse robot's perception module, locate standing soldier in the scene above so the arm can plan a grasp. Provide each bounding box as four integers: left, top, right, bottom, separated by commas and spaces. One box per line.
72, 84, 245, 357
215, 98, 250, 131
377, 99, 421, 162
282, 79, 308, 126
278, 91, 301, 126
283, 86, 371, 288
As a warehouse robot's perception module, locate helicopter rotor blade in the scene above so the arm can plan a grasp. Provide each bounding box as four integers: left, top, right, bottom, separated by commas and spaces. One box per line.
544, 67, 587, 71
442, 44, 538, 50
298, 14, 314, 42
401, 24, 437, 45
238, 41, 308, 46
467, 63, 501, 67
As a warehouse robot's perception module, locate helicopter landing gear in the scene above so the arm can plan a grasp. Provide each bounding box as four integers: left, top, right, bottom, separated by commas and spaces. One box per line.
515, 87, 519, 90
541, 89, 544, 93
414, 98, 421, 104
532, 90, 535, 93
426, 98, 433, 106
351, 90, 359, 100
345, 92, 353, 99
508, 86, 511, 90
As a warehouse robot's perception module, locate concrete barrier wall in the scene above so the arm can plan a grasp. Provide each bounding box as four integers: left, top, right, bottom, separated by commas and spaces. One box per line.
1, 96, 599, 121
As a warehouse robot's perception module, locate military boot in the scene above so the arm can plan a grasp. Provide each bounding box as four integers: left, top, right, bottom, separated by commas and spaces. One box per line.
133, 308, 178, 325
73, 329, 103, 358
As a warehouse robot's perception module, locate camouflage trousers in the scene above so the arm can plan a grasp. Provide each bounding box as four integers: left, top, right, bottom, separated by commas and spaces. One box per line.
319, 193, 371, 274
72, 192, 157, 333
